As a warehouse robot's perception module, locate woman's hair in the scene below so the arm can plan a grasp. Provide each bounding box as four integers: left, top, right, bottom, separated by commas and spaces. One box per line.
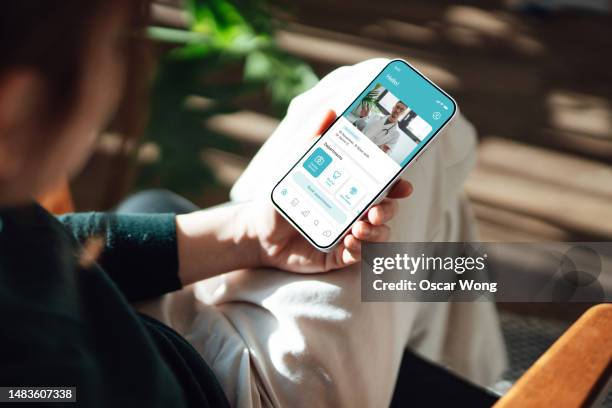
0, 0, 150, 129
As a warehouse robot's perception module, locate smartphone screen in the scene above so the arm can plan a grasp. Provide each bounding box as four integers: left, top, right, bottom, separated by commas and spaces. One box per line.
271, 59, 457, 249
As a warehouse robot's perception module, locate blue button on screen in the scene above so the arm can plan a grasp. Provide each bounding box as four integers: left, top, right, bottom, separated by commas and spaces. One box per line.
303, 147, 332, 177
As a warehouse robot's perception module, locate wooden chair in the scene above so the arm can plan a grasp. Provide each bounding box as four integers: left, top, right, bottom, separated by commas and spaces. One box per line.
391, 304, 611, 407
495, 304, 612, 408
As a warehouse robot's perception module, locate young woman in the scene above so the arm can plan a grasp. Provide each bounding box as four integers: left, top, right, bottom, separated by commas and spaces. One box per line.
0, 1, 412, 406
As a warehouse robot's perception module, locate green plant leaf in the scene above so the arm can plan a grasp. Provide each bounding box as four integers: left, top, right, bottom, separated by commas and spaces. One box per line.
137, 0, 318, 199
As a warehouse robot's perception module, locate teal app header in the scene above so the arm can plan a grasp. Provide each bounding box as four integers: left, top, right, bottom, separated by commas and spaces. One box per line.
345, 60, 456, 167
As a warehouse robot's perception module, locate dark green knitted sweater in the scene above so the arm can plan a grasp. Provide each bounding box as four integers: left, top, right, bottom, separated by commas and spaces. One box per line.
0, 203, 230, 407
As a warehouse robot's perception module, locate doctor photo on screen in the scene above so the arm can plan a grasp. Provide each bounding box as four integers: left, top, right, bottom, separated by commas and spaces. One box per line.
355, 100, 408, 154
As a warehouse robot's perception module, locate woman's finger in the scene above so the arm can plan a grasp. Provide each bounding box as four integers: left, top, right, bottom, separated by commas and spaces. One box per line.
312, 109, 337, 139
351, 221, 390, 242
387, 179, 413, 199
344, 233, 361, 252
367, 199, 398, 225
329, 242, 360, 269
341, 247, 360, 266
351, 220, 371, 239
366, 224, 391, 242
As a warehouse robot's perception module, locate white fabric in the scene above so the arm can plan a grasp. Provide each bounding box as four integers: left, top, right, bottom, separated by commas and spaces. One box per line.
137, 59, 507, 408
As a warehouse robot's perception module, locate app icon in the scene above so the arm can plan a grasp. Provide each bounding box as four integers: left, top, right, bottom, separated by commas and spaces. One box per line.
303, 147, 332, 177
320, 163, 347, 193
337, 180, 367, 209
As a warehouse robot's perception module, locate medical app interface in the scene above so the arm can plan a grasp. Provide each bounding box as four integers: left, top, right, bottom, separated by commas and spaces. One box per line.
273, 60, 455, 247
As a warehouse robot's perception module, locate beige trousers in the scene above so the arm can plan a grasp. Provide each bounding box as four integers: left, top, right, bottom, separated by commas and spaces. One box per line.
138, 59, 507, 408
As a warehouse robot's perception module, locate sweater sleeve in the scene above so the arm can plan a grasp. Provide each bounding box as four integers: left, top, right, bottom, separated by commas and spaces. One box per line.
58, 212, 182, 301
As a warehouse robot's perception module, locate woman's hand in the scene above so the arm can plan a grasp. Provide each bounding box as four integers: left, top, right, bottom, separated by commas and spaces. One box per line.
242, 180, 412, 273
175, 110, 412, 284
241, 109, 412, 273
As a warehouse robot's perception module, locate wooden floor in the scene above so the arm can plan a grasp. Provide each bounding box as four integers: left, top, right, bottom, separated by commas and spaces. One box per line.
74, 0, 612, 243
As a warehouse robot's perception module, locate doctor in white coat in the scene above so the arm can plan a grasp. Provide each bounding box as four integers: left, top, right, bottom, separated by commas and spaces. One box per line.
356, 100, 408, 154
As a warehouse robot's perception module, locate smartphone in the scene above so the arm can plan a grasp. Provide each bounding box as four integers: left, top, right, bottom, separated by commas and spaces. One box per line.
271, 59, 457, 251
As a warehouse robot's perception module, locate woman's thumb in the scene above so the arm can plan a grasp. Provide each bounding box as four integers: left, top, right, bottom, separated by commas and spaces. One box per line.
313, 109, 337, 138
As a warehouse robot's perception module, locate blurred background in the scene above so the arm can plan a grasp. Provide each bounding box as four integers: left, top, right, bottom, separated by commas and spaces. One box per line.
61, 0, 611, 401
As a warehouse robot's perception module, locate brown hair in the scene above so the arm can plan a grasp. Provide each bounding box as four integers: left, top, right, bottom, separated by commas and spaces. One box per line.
0, 1, 150, 129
